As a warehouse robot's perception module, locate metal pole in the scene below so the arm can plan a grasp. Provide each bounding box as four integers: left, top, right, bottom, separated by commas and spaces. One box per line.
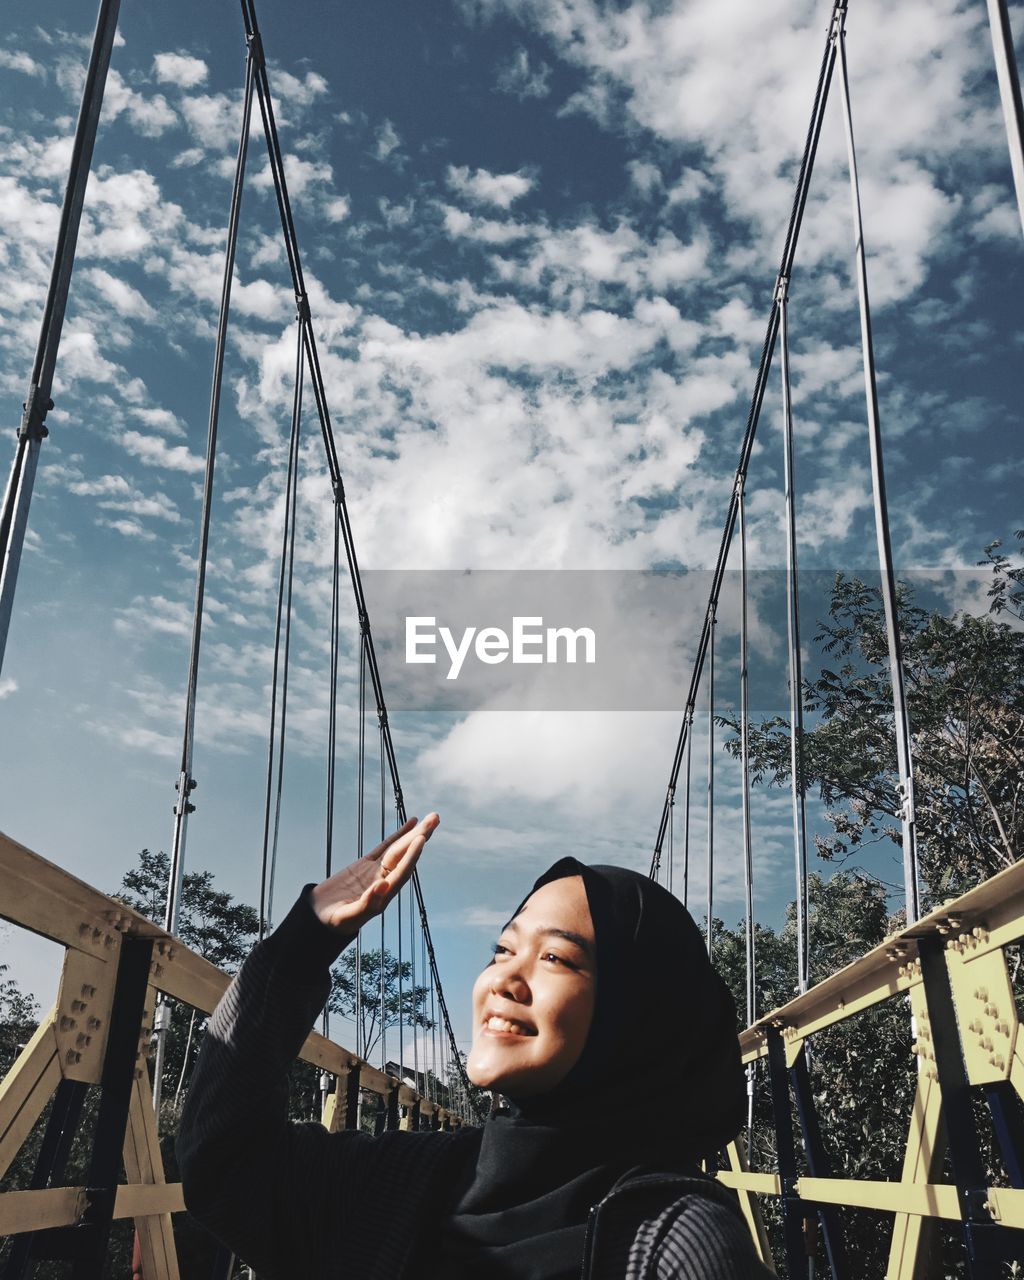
834, 6, 921, 924
985, 0, 1024, 239
706, 606, 716, 958
779, 275, 811, 994
0, 0, 122, 674
153, 38, 257, 1119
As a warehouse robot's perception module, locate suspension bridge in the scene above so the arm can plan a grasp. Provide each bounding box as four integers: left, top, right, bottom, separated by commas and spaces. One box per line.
1, 0, 1022, 1275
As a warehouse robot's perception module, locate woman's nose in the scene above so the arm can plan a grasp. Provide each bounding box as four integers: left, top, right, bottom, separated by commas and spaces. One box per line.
489, 966, 529, 1003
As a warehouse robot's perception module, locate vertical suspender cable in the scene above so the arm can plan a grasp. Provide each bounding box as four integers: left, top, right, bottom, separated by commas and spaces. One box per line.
259, 320, 304, 939
398, 881, 404, 1086
706, 606, 716, 958
379, 722, 387, 1073
737, 478, 757, 1135
737, 478, 756, 1025
985, 0, 1024, 239
667, 789, 674, 895
410, 868, 419, 1098
326, 505, 340, 878
0, 0, 123, 674
834, 5, 921, 923
355, 633, 366, 1058
152, 40, 256, 1119
321, 500, 340, 1090
779, 276, 811, 995
682, 709, 693, 909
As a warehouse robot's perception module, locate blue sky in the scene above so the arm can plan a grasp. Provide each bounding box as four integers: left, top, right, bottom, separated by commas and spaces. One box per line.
1, 0, 1021, 1062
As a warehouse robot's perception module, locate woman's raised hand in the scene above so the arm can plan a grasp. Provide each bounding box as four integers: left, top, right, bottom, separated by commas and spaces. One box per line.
310, 813, 440, 935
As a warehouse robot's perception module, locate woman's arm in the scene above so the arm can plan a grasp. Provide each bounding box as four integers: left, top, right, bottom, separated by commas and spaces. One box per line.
177, 890, 360, 1275
177, 814, 440, 1276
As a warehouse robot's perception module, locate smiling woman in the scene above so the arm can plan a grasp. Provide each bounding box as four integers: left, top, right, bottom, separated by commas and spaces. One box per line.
178, 816, 773, 1279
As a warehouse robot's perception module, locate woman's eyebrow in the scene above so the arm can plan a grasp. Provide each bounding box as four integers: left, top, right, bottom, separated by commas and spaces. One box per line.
504, 919, 594, 956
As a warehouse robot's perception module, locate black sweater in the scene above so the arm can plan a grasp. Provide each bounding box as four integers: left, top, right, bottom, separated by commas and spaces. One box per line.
177, 894, 772, 1279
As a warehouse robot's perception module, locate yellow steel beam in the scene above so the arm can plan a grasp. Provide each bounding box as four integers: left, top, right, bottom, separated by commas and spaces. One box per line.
0, 1187, 86, 1235
0, 1008, 60, 1181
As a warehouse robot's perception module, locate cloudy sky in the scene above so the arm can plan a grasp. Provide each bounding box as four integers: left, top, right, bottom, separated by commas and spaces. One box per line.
1, 0, 1021, 1061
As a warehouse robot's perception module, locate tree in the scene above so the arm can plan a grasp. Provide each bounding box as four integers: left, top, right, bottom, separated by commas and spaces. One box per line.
327, 947, 434, 1062
722, 535, 1024, 904
0, 961, 39, 1088
113, 848, 259, 970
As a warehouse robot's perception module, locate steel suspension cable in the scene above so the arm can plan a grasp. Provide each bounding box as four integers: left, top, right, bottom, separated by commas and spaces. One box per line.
355, 633, 366, 1058
706, 606, 716, 959
650, 0, 844, 880
379, 723, 386, 1073
834, 3, 920, 923
410, 861, 419, 1096
239, 0, 470, 1089
326, 502, 341, 879
682, 709, 693, 909
398, 873, 405, 1086
737, 479, 755, 1028
779, 276, 811, 995
259, 320, 304, 940
152, 40, 257, 1118
737, 479, 757, 1136
322, 502, 340, 1055
0, 0, 123, 674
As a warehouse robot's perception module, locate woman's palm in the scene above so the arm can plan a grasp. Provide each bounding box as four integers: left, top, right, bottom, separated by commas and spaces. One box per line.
310, 813, 439, 934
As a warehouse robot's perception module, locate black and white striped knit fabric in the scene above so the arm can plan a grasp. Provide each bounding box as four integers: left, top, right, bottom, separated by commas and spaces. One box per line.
178, 891, 774, 1279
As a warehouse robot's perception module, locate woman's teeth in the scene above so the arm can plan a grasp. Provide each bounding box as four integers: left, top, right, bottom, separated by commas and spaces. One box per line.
486, 1016, 526, 1034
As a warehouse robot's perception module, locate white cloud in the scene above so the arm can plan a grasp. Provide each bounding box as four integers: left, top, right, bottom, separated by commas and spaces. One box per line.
131, 407, 186, 437
101, 517, 157, 540
495, 46, 551, 99
0, 49, 44, 77
270, 67, 328, 108
626, 159, 661, 197
180, 92, 241, 151
83, 267, 157, 321
120, 430, 205, 472
373, 119, 401, 162
153, 52, 209, 89
323, 195, 351, 222
447, 165, 535, 209
104, 69, 177, 137
0, 676, 17, 699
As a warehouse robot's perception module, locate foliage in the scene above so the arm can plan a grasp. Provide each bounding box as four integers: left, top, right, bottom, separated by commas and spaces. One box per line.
327, 945, 435, 1062
0, 960, 39, 1081
721, 535, 1024, 902
113, 847, 260, 970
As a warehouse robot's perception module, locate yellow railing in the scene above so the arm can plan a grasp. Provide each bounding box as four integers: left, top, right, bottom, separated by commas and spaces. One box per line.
4, 828, 1024, 1276
0, 829, 462, 1277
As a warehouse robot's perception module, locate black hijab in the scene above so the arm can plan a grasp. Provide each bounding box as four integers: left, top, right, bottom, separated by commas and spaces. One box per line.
430, 858, 746, 1280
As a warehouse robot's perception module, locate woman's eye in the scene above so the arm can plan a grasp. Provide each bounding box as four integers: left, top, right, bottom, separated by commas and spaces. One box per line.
542, 952, 573, 968
491, 942, 510, 958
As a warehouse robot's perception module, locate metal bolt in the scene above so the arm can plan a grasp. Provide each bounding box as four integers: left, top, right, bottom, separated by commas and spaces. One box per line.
60, 1016, 76, 1031
87, 1016, 102, 1030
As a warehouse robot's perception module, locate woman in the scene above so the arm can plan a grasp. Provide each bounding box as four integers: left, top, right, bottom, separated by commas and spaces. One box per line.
179, 814, 771, 1278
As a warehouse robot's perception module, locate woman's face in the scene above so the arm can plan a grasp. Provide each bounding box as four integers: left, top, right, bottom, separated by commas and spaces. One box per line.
466, 875, 596, 1097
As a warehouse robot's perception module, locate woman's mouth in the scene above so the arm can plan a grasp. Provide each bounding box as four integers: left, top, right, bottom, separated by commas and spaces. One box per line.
483, 1015, 535, 1036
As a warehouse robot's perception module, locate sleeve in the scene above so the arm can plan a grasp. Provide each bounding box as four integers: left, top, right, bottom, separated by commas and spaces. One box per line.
634, 1193, 775, 1280
176, 888, 362, 1278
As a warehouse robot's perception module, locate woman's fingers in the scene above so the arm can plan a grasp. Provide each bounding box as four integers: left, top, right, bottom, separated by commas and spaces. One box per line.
367, 816, 418, 863
311, 812, 439, 931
